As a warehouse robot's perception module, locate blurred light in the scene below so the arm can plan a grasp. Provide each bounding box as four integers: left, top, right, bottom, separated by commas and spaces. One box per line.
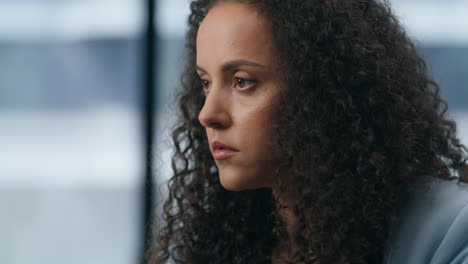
155, 0, 191, 39
0, 106, 142, 188
0, 0, 142, 41
390, 1, 468, 45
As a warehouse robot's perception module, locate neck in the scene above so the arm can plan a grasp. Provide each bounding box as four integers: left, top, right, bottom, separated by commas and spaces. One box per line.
271, 183, 298, 246
270, 179, 315, 262
270, 202, 297, 263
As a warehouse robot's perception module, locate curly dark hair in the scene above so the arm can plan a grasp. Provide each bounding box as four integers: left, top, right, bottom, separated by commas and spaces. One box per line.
149, 0, 468, 263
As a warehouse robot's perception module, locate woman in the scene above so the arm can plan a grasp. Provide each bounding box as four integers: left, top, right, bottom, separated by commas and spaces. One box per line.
151, 0, 468, 263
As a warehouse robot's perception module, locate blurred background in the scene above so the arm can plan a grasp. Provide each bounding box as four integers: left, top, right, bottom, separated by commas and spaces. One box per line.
0, 0, 466, 263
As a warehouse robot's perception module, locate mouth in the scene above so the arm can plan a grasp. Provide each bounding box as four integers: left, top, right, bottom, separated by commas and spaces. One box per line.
211, 141, 239, 160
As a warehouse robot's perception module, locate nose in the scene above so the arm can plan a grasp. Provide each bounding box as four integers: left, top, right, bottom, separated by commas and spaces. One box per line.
198, 87, 231, 129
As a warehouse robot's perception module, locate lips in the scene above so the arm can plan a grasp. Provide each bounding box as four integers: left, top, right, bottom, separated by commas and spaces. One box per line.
211, 141, 239, 160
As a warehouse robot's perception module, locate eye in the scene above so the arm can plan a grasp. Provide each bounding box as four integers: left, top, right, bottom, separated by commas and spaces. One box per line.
201, 79, 211, 93
233, 77, 256, 90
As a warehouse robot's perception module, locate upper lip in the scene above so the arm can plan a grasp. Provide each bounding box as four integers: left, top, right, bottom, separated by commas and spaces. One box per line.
212, 141, 239, 151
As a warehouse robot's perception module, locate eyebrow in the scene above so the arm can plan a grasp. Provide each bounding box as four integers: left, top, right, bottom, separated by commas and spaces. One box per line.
196, 59, 266, 73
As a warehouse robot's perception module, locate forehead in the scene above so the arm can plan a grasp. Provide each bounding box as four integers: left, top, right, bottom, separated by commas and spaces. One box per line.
196, 2, 277, 67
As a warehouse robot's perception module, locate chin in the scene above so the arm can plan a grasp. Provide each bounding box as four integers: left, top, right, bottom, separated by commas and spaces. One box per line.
218, 170, 266, 191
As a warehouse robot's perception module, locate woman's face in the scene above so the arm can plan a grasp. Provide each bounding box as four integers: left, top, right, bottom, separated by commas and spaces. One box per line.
196, 1, 283, 191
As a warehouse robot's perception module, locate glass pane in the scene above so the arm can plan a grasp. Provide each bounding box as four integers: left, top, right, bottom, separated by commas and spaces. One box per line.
0, 1, 144, 264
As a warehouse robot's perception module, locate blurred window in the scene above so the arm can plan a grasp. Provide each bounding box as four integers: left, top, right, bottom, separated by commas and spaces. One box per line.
0, 1, 144, 264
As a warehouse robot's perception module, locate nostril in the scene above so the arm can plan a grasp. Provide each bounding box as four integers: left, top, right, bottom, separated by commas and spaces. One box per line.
209, 121, 225, 129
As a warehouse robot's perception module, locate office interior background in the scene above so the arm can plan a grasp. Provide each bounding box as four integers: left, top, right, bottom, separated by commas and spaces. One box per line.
1, 0, 467, 263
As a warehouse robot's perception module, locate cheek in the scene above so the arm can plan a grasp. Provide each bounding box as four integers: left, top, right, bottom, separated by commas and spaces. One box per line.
218, 101, 281, 190
237, 90, 279, 125
239, 105, 279, 153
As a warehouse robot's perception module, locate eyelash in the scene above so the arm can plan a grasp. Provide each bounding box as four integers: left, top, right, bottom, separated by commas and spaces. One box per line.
200, 77, 256, 93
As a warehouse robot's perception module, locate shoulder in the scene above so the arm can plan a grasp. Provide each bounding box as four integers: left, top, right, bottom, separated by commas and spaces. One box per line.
385, 177, 468, 264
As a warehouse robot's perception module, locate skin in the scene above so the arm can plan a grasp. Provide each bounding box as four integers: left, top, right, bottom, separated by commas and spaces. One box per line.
196, 2, 283, 191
